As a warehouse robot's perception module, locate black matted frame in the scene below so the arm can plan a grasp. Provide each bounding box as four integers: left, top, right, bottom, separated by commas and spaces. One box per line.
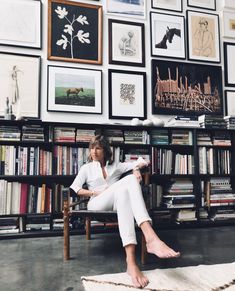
48, 0, 102, 64
224, 42, 235, 87
109, 69, 147, 120
151, 59, 223, 116
108, 19, 145, 67
187, 0, 216, 11
224, 90, 235, 116
151, 0, 182, 13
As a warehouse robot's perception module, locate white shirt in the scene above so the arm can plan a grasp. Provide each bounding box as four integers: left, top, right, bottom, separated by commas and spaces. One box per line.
70, 157, 147, 194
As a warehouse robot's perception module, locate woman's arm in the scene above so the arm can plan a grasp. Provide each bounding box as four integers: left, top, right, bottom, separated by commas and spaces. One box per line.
77, 188, 96, 197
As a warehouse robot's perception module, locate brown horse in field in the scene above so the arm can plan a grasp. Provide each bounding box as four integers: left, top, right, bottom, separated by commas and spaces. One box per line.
66, 87, 83, 98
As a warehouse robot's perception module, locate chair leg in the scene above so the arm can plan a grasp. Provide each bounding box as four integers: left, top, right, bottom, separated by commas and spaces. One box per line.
63, 207, 70, 260
141, 232, 147, 264
85, 217, 91, 240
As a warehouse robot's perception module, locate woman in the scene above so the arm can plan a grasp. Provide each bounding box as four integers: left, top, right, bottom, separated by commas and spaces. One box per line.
70, 135, 180, 288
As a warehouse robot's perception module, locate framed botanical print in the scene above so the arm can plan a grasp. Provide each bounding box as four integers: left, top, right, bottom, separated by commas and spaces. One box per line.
108, 19, 145, 67
224, 42, 235, 87
187, 10, 220, 63
152, 0, 182, 12
187, 0, 216, 11
150, 12, 186, 59
47, 66, 102, 114
109, 69, 147, 120
48, 0, 102, 64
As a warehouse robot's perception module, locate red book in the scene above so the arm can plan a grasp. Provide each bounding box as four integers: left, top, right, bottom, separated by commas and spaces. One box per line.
20, 183, 28, 214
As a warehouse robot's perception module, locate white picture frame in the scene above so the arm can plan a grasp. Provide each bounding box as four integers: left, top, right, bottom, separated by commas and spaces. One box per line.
152, 0, 182, 13
106, 0, 146, 19
222, 11, 235, 38
225, 90, 235, 116
187, 0, 216, 11
222, 0, 235, 9
0, 0, 42, 49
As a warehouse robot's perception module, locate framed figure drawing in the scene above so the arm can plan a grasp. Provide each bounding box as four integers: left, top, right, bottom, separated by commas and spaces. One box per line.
187, 0, 216, 11
151, 0, 182, 12
150, 12, 186, 59
224, 42, 235, 86
47, 66, 102, 114
0, 0, 42, 49
109, 69, 146, 120
48, 0, 102, 64
152, 59, 223, 116
108, 19, 145, 67
0, 52, 41, 119
187, 10, 220, 63
106, 0, 146, 19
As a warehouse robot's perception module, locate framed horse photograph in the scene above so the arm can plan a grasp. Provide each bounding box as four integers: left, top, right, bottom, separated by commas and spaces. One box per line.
47, 65, 102, 114
150, 12, 186, 59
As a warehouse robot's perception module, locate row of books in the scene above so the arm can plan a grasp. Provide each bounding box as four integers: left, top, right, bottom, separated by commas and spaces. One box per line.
0, 145, 52, 176
197, 131, 232, 146
0, 180, 52, 215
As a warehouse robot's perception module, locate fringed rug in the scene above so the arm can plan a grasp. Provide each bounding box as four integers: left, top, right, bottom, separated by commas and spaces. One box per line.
82, 262, 235, 291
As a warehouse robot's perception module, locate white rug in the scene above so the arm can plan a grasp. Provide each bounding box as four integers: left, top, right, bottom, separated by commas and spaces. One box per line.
82, 262, 235, 291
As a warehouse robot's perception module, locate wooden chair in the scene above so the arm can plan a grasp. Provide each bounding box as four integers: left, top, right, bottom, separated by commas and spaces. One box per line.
63, 172, 150, 264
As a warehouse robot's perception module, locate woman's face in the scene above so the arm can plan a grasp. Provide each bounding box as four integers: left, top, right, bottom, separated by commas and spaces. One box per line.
90, 144, 105, 163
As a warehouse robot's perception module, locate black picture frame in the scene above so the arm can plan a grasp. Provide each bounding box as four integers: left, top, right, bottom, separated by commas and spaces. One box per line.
48, 0, 102, 64
151, 0, 182, 13
151, 59, 223, 116
108, 19, 145, 67
109, 69, 147, 120
187, 0, 216, 11
224, 42, 235, 87
224, 90, 235, 116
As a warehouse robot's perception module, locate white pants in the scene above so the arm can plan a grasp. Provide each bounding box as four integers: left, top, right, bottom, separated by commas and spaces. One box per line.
87, 174, 151, 247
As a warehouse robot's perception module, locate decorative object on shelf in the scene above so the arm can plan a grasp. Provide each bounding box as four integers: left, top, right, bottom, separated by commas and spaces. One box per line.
0, 0, 42, 49
143, 119, 153, 126
151, 59, 223, 116
0, 52, 40, 119
225, 90, 235, 116
224, 42, 235, 87
108, 19, 145, 67
108, 69, 147, 120
151, 0, 182, 12
187, 0, 216, 11
48, 0, 102, 64
186, 10, 220, 63
151, 117, 164, 127
150, 12, 186, 60
4, 97, 15, 120
47, 65, 102, 114
106, 0, 146, 19
222, 11, 235, 38
131, 118, 143, 126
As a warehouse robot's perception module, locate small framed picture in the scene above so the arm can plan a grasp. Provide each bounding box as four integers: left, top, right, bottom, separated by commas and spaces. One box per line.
225, 90, 235, 116
108, 19, 145, 67
0, 0, 42, 49
48, 0, 102, 64
108, 69, 147, 120
0, 52, 41, 119
47, 66, 102, 114
106, 0, 146, 19
187, 0, 216, 11
222, 0, 235, 9
151, 0, 182, 13
187, 10, 220, 63
222, 11, 235, 38
224, 42, 235, 87
150, 12, 186, 59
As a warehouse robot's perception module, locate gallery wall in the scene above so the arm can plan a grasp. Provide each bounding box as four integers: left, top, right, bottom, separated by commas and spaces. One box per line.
0, 0, 235, 125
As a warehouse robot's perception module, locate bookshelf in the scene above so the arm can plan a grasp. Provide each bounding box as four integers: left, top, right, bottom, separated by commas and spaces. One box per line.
0, 119, 235, 238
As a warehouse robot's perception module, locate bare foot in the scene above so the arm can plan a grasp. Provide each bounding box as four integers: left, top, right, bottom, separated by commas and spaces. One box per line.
127, 262, 149, 288
146, 239, 180, 259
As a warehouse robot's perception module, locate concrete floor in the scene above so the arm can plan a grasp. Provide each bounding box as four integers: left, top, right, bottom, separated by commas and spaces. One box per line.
0, 226, 235, 291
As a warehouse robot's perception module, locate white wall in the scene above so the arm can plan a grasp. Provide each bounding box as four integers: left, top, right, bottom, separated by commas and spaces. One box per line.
1, 0, 234, 125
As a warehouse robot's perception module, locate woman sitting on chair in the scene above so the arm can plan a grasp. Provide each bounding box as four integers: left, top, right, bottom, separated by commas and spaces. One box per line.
70, 135, 180, 288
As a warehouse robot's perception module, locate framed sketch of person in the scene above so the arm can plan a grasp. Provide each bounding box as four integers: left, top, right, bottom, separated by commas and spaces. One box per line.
108, 19, 145, 67
187, 10, 220, 63
150, 12, 186, 59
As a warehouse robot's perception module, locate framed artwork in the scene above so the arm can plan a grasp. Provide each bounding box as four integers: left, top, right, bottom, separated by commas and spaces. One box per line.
0, 52, 41, 119
222, 11, 235, 38
225, 90, 235, 116
106, 0, 146, 19
108, 19, 145, 67
0, 0, 42, 49
47, 66, 102, 114
48, 0, 102, 64
151, 59, 223, 116
187, 0, 216, 11
224, 42, 235, 87
108, 69, 147, 120
187, 10, 220, 63
151, 0, 182, 12
150, 12, 186, 59
222, 0, 235, 9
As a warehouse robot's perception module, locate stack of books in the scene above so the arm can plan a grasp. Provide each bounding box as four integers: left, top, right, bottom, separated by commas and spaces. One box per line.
22, 125, 44, 141
175, 209, 197, 222
54, 127, 75, 142
212, 131, 231, 146
0, 125, 21, 141
171, 130, 193, 145
104, 129, 124, 143
151, 129, 169, 145
76, 129, 95, 142
124, 130, 149, 144
166, 116, 199, 128
224, 115, 235, 129
198, 115, 227, 129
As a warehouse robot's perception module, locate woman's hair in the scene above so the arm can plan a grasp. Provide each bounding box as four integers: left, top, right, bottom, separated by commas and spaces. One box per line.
88, 135, 112, 163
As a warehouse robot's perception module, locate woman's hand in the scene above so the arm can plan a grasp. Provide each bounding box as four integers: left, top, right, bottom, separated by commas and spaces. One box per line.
133, 168, 142, 183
